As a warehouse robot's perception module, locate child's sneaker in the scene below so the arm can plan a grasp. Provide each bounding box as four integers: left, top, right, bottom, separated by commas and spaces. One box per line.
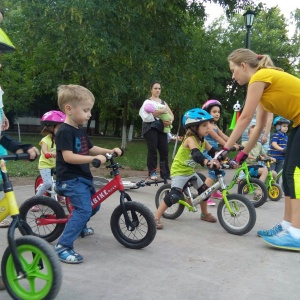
80, 227, 94, 237
58, 195, 66, 206
207, 199, 216, 206
55, 244, 84, 264
31, 205, 39, 212
263, 231, 300, 251
211, 191, 222, 199
257, 224, 283, 237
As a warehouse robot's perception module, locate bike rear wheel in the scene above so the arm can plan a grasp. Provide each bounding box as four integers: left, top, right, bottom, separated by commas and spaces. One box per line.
110, 201, 156, 249
155, 184, 185, 219
217, 194, 256, 235
268, 182, 283, 201
1, 235, 62, 300
19, 196, 66, 242
237, 178, 268, 208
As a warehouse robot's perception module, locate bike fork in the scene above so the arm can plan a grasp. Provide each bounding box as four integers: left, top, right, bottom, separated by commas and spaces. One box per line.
7, 217, 29, 278
120, 191, 136, 231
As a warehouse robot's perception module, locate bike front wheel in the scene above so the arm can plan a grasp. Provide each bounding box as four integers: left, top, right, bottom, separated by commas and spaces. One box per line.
1, 235, 62, 300
237, 178, 268, 208
268, 182, 283, 201
110, 201, 156, 249
155, 184, 185, 219
19, 196, 66, 242
217, 194, 256, 235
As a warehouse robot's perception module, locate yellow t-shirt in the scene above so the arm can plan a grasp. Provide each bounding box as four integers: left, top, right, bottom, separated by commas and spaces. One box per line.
249, 68, 300, 127
38, 134, 56, 169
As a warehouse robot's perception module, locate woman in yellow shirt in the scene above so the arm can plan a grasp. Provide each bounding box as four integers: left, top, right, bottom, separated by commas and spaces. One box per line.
221, 48, 300, 251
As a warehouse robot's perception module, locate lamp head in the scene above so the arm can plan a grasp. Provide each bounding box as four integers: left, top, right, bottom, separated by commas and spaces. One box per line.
243, 9, 255, 28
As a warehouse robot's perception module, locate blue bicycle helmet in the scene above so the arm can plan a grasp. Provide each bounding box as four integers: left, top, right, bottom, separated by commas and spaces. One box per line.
273, 116, 290, 126
182, 108, 213, 129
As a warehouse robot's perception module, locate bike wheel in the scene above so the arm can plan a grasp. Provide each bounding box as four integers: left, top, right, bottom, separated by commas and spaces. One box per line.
19, 196, 66, 242
268, 182, 283, 201
34, 175, 51, 197
217, 194, 256, 235
237, 178, 268, 208
1, 235, 62, 300
110, 201, 156, 249
155, 184, 185, 219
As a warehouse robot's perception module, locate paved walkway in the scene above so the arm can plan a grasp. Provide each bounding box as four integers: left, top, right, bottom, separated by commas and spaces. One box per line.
1, 170, 299, 300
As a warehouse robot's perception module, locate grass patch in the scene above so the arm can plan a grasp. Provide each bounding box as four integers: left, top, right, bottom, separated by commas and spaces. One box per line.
4, 133, 236, 177
4, 133, 171, 177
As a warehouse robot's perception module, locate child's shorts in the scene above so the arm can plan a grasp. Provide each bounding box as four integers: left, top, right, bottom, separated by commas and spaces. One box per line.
208, 169, 226, 181
248, 165, 264, 178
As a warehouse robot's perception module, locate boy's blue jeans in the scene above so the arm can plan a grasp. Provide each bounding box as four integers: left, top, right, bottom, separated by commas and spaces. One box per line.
56, 177, 100, 249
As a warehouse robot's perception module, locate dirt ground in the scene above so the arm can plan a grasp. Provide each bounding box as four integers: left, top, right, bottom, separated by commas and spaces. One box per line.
10, 166, 148, 187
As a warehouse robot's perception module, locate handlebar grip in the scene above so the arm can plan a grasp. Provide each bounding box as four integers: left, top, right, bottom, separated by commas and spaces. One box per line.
92, 158, 101, 168
0, 153, 30, 161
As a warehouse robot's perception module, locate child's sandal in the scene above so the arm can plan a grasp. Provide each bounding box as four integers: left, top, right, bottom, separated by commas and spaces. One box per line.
155, 219, 163, 229
201, 213, 217, 223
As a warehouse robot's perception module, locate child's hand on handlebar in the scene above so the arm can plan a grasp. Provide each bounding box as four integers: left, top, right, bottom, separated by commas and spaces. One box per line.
112, 148, 123, 157
16, 146, 40, 161
206, 159, 220, 170
95, 154, 107, 164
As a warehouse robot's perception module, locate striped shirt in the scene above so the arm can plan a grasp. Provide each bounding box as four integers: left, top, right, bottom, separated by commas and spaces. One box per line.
269, 131, 288, 161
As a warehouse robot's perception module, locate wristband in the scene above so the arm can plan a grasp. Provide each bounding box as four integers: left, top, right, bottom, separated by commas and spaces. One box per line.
234, 151, 248, 164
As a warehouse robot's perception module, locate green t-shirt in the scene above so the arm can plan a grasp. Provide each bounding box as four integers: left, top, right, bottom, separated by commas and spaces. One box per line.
171, 136, 205, 177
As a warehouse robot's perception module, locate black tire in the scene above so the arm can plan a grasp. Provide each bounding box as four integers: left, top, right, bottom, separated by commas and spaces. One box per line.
110, 201, 156, 249
34, 175, 51, 197
1, 235, 62, 300
268, 182, 283, 201
19, 196, 66, 242
155, 184, 185, 219
237, 178, 268, 208
217, 194, 256, 235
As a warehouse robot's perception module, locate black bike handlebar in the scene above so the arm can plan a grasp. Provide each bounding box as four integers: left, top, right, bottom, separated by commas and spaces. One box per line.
92, 150, 124, 168
0, 153, 30, 161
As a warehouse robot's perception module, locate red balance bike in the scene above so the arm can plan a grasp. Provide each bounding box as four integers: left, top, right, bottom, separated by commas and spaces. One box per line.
19, 153, 156, 249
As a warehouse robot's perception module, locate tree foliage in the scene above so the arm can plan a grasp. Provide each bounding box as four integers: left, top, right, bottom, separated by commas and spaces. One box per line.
0, 0, 299, 139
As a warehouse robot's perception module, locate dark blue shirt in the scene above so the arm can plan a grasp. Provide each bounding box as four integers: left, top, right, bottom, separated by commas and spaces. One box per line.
269, 131, 288, 161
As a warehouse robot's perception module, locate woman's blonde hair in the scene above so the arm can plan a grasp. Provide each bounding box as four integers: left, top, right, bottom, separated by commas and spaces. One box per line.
57, 84, 95, 112
227, 48, 283, 71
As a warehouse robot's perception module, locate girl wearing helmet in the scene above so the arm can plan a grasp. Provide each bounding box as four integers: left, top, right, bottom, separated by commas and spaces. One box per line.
34, 110, 66, 210
154, 108, 220, 229
269, 116, 290, 181
202, 100, 239, 204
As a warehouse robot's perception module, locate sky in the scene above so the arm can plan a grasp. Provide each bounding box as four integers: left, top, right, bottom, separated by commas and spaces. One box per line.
205, 0, 299, 36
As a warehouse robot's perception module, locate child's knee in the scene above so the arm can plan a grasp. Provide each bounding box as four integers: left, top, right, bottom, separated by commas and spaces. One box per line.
164, 188, 183, 207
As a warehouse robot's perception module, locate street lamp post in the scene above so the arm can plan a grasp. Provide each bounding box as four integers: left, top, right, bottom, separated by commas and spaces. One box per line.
243, 10, 255, 49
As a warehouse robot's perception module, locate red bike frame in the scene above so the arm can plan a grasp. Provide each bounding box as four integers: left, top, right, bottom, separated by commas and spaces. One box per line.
36, 156, 128, 226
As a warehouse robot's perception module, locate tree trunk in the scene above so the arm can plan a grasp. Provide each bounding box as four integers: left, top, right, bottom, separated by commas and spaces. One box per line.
94, 109, 100, 135
121, 103, 128, 149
